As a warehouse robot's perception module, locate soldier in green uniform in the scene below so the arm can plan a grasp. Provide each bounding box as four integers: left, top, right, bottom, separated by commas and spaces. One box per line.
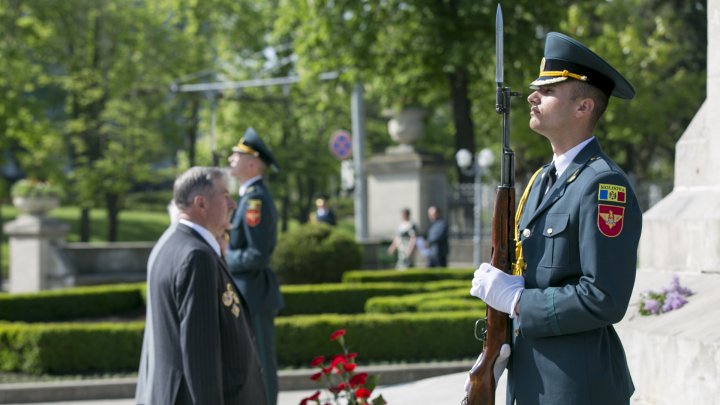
226, 127, 283, 405
469, 33, 642, 404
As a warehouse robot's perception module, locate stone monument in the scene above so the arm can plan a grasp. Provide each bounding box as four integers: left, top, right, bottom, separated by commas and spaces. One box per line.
365, 107, 450, 243
616, 2, 720, 403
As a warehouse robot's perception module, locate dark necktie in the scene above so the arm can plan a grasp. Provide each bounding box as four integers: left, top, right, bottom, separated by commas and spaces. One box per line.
538, 163, 557, 207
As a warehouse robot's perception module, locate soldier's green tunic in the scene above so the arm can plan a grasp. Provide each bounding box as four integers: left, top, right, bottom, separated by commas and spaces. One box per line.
510, 138, 641, 405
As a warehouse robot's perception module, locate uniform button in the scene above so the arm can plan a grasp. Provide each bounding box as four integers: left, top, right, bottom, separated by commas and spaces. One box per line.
546, 227, 553, 235
522, 228, 531, 238
514, 329, 520, 336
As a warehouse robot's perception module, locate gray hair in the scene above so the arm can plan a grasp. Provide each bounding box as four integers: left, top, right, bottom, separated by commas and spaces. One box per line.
173, 167, 227, 210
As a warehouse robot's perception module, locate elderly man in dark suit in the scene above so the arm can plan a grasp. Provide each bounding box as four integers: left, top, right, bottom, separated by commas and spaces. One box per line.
425, 205, 449, 267
226, 127, 283, 405
469, 32, 642, 404
135, 166, 265, 405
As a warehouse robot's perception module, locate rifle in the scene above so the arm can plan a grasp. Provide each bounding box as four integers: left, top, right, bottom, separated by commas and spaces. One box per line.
464, 4, 519, 405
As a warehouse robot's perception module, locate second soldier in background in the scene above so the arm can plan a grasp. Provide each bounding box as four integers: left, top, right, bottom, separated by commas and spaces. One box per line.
226, 127, 283, 405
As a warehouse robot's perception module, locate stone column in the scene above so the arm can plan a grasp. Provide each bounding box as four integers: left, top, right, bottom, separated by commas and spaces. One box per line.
617, 3, 720, 404
4, 211, 71, 293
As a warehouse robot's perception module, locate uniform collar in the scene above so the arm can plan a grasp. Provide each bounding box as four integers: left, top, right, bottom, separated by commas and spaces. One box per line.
552, 136, 594, 177
239, 175, 262, 196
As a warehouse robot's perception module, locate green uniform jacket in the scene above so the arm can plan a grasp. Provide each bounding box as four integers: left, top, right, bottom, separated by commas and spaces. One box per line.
227, 180, 284, 315
510, 139, 641, 405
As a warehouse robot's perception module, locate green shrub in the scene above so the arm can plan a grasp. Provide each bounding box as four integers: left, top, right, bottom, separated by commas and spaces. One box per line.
282, 282, 425, 316
365, 288, 478, 314
342, 268, 475, 283
417, 298, 482, 312
276, 312, 484, 367
272, 223, 362, 284
0, 321, 144, 374
0, 312, 485, 374
0, 284, 146, 322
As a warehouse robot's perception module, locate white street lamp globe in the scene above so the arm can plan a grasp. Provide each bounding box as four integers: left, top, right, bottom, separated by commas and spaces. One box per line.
477, 148, 495, 170
455, 149, 473, 170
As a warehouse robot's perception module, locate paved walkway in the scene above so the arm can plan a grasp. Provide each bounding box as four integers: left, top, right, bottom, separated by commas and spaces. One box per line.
3, 371, 500, 405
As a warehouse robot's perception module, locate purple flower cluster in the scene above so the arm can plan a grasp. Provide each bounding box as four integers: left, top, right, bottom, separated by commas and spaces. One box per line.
639, 274, 694, 316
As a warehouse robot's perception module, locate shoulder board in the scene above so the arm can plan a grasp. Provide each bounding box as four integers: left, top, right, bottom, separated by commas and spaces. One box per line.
566, 155, 603, 185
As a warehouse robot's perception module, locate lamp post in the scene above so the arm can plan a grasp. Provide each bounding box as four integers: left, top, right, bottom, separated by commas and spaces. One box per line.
455, 148, 495, 267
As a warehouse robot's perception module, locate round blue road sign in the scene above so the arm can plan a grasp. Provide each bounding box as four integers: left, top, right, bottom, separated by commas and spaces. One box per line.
329, 130, 352, 160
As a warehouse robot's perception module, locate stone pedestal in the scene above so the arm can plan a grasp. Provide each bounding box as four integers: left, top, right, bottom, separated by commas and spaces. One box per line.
616, 2, 720, 403
4, 214, 72, 292
365, 151, 449, 241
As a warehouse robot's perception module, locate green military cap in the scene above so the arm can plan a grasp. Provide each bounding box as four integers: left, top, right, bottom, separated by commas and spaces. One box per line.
231, 127, 280, 172
530, 32, 636, 99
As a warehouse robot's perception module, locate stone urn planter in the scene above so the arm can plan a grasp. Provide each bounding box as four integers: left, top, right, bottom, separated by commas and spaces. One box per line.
12, 196, 60, 216
387, 107, 427, 147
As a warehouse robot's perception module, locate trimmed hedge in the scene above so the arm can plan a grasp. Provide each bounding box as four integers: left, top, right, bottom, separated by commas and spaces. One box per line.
276, 312, 485, 367
342, 268, 475, 283
0, 321, 144, 374
0, 312, 486, 374
279, 280, 468, 316
0, 284, 146, 322
365, 288, 479, 314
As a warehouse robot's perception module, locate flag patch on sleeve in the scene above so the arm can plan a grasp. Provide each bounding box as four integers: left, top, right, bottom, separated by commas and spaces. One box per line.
598, 184, 626, 203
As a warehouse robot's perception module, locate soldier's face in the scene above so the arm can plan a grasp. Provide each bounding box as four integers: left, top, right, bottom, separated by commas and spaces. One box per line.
228, 152, 256, 180
527, 81, 578, 138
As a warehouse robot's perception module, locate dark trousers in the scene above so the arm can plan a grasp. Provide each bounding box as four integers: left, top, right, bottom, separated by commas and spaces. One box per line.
251, 314, 278, 405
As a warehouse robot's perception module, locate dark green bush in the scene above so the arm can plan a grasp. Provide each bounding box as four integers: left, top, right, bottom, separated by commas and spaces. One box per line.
276, 312, 484, 367
342, 268, 475, 283
272, 223, 362, 284
365, 288, 478, 314
0, 321, 144, 374
0, 312, 485, 373
0, 284, 145, 322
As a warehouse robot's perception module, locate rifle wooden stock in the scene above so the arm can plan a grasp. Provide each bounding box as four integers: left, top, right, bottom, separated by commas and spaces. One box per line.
466, 185, 516, 405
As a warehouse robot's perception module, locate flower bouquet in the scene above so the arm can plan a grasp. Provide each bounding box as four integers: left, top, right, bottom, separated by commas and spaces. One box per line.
300, 329, 387, 405
638, 274, 694, 316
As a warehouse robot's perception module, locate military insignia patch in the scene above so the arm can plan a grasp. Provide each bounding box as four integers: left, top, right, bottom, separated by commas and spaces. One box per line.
245, 199, 262, 227
598, 184, 626, 203
597, 204, 625, 237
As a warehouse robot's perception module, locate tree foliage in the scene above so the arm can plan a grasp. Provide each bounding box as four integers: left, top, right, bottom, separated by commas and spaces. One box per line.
0, 0, 708, 243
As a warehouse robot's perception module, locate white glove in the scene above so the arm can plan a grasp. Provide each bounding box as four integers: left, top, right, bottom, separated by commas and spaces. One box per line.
470, 263, 524, 316
463, 344, 511, 392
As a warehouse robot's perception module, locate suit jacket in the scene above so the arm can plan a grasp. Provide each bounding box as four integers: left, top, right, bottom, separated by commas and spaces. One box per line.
426, 219, 449, 260
226, 180, 284, 315
316, 208, 336, 225
135, 223, 265, 405
509, 139, 641, 405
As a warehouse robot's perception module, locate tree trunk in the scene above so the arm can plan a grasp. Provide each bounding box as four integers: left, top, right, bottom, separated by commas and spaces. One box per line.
106, 193, 119, 242
80, 207, 91, 242
448, 68, 476, 184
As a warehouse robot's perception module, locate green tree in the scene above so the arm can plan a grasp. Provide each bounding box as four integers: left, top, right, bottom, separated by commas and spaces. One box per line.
273, 0, 564, 182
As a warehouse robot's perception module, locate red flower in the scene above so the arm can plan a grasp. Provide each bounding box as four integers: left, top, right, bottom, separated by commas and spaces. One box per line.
349, 372, 368, 388
329, 329, 346, 341
322, 366, 332, 375
330, 354, 346, 369
346, 352, 358, 360
343, 363, 357, 373
310, 355, 325, 367
310, 372, 323, 381
356, 387, 371, 399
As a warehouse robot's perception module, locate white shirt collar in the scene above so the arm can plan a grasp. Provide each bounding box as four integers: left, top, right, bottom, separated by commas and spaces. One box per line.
239, 175, 262, 197
552, 137, 594, 177
178, 218, 221, 257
